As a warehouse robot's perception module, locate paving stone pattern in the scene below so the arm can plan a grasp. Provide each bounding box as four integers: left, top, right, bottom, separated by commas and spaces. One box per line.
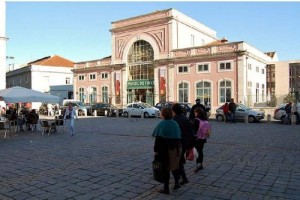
0, 117, 300, 200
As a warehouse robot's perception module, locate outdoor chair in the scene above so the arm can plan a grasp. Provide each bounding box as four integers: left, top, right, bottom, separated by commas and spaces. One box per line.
39, 120, 53, 135
29, 119, 39, 132
0, 121, 10, 138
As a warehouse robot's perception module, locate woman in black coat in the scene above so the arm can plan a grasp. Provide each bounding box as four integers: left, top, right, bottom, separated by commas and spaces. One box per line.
172, 103, 195, 185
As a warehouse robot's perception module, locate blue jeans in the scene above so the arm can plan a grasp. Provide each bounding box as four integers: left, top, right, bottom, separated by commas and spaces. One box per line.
66, 118, 75, 134
230, 112, 236, 123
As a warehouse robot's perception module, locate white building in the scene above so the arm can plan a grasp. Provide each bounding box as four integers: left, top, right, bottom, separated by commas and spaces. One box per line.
6, 55, 74, 109
0, 1, 6, 90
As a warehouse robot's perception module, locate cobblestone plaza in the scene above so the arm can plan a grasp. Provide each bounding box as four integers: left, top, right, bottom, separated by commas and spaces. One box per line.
0, 117, 300, 199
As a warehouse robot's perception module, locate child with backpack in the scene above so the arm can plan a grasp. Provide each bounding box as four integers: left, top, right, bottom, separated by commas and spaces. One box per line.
192, 107, 211, 172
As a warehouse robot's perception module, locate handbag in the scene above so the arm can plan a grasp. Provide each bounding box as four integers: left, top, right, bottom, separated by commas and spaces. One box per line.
185, 148, 195, 161
152, 159, 164, 183
66, 113, 71, 119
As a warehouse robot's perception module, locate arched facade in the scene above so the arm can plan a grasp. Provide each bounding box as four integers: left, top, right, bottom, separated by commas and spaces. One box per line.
73, 8, 275, 112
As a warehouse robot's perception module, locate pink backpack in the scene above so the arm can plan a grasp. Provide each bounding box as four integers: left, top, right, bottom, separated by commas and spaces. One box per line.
196, 119, 211, 139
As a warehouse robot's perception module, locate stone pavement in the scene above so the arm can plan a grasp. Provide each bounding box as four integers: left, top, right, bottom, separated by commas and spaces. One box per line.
0, 117, 300, 200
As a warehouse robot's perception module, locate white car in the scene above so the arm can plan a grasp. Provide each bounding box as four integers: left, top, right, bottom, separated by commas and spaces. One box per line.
216, 104, 265, 123
123, 102, 160, 118
274, 103, 300, 123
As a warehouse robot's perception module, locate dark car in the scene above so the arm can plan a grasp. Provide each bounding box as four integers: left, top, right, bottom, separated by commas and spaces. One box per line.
155, 102, 192, 117
91, 103, 123, 117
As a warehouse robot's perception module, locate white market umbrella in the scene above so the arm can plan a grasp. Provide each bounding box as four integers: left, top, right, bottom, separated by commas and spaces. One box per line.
0, 86, 60, 103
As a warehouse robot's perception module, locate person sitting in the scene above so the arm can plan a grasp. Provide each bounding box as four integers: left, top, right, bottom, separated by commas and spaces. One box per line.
8, 108, 25, 131
26, 109, 39, 130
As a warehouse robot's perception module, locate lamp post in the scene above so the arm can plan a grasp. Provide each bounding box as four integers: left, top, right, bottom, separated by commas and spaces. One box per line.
245, 56, 248, 106
6, 56, 14, 71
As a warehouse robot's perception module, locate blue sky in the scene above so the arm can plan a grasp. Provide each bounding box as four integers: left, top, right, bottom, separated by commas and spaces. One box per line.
6, 1, 300, 65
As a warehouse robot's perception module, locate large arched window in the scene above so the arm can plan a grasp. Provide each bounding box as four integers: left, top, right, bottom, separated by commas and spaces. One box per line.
127, 40, 154, 80
79, 87, 85, 102
89, 87, 97, 104
196, 81, 211, 104
178, 82, 189, 103
219, 80, 232, 103
102, 86, 108, 103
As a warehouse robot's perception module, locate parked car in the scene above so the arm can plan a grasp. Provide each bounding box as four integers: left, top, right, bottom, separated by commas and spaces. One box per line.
61, 99, 90, 116
123, 102, 160, 118
155, 102, 192, 116
91, 103, 123, 117
155, 102, 211, 118
274, 103, 300, 123
216, 104, 265, 123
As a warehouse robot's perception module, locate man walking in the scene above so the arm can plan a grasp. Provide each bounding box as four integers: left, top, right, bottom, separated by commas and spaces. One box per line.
228, 98, 236, 123
189, 99, 207, 121
285, 101, 292, 125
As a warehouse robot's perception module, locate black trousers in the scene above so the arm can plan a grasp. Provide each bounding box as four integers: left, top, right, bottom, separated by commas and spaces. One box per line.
195, 139, 206, 164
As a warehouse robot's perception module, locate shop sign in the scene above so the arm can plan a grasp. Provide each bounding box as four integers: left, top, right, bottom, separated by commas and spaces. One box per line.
127, 79, 154, 89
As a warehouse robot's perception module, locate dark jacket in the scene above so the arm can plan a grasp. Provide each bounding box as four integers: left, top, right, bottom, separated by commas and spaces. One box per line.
189, 103, 207, 120
285, 103, 292, 114
173, 114, 195, 149
229, 102, 236, 113
154, 137, 181, 167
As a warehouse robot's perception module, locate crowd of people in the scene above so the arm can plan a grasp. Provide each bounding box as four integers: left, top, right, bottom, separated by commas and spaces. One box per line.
152, 98, 211, 194
3, 106, 40, 131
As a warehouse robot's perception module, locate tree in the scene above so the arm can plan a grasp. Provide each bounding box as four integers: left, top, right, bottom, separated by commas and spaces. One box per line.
283, 93, 296, 103
268, 94, 277, 107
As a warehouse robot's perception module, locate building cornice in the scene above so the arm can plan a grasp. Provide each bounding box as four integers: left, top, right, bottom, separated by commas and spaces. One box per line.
110, 17, 171, 33
73, 64, 125, 73
153, 50, 246, 65
6, 66, 31, 76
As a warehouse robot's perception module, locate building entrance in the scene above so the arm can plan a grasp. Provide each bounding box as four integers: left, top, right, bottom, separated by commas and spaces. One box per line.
127, 88, 154, 105
127, 79, 155, 105
126, 40, 155, 105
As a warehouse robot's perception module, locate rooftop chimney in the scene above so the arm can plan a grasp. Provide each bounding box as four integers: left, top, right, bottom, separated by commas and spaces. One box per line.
221, 37, 228, 43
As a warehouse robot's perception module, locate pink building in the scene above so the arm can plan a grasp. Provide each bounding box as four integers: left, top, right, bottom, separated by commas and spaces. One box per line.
73, 9, 277, 111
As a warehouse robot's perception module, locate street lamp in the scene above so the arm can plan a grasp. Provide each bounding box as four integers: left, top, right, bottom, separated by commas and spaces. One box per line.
245, 56, 248, 106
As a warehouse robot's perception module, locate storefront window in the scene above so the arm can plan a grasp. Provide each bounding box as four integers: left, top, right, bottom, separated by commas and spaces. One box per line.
178, 82, 189, 103
102, 86, 108, 103
89, 87, 97, 104
79, 87, 85, 102
219, 80, 232, 103
196, 81, 211, 105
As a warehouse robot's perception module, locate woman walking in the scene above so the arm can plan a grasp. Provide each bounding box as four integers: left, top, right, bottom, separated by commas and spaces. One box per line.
63, 103, 78, 136
192, 107, 210, 172
152, 107, 182, 194
171, 103, 194, 185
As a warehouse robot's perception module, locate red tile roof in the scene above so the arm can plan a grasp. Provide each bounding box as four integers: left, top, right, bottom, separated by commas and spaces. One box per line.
28, 55, 74, 67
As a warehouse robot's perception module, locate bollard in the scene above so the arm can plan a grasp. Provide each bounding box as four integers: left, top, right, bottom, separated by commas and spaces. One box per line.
84, 109, 87, 117
291, 114, 296, 125
244, 113, 248, 123
267, 114, 271, 123
58, 110, 61, 116
105, 110, 108, 117
94, 110, 97, 117
223, 114, 226, 123
116, 109, 119, 118
75, 110, 78, 117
